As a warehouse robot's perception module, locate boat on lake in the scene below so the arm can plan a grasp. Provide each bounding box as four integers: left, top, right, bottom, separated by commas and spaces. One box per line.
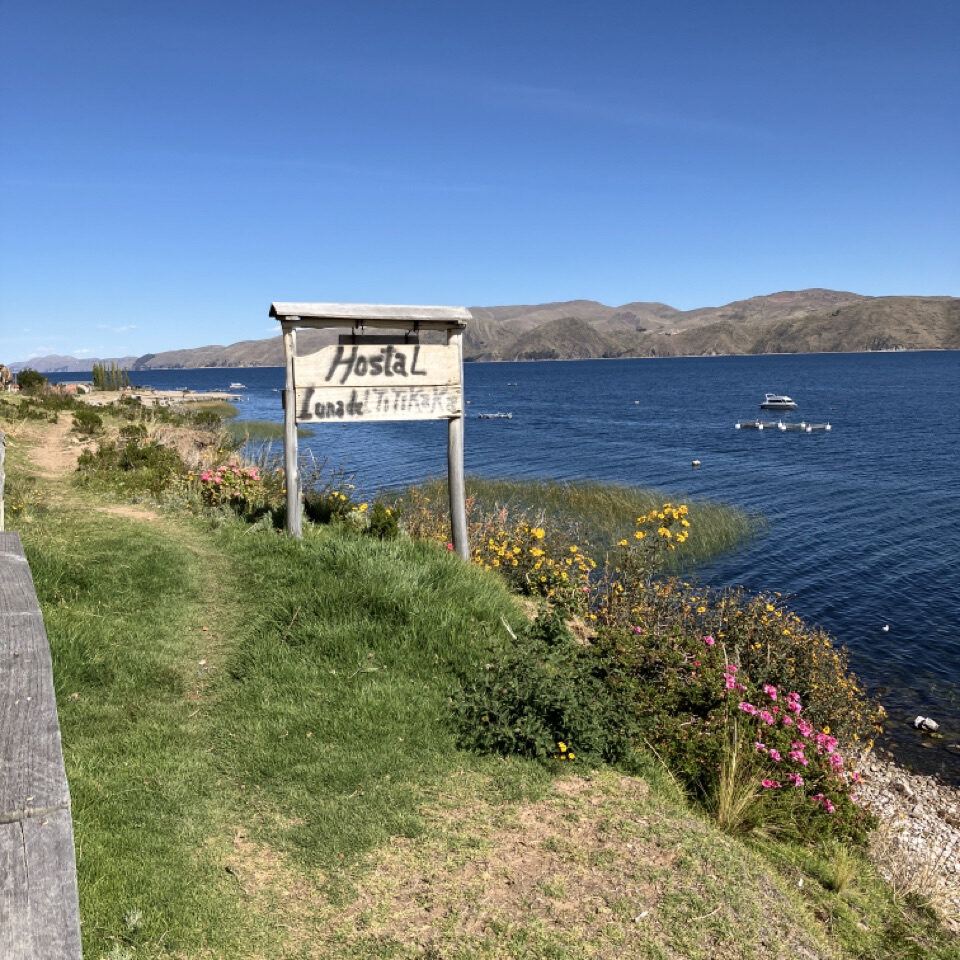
229, 382, 246, 389
760, 393, 797, 410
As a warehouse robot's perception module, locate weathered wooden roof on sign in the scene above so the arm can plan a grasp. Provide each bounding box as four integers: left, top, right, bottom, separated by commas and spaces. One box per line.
270, 302, 470, 330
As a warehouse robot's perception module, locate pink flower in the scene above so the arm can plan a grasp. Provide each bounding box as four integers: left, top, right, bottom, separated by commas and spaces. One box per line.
703, 635, 715, 646
725, 664, 738, 674
811, 793, 835, 813
754, 741, 767, 752
738, 702, 758, 715
724, 675, 737, 690
796, 719, 814, 738
829, 753, 845, 769
781, 716, 794, 726
761, 779, 781, 789
633, 626, 642, 634
446, 543, 454, 551
768, 749, 782, 761
763, 684, 778, 700
758, 710, 775, 726
815, 733, 838, 755
691, 660, 702, 667
788, 749, 808, 766
784, 692, 803, 715
787, 773, 805, 787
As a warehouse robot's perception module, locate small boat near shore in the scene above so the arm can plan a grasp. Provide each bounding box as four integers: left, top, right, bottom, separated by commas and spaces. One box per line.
229, 382, 246, 389
760, 393, 797, 411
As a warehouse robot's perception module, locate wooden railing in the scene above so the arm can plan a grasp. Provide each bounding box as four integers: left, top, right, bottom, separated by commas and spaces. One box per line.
0, 531, 82, 958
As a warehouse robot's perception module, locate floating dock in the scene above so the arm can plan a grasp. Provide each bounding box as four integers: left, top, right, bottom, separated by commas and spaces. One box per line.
735, 420, 831, 433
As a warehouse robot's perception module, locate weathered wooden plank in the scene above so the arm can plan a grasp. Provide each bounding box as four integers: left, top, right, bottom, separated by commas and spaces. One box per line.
0, 532, 81, 958
0, 536, 39, 614
294, 384, 462, 423
1, 431, 6, 532
0, 812, 82, 959
0, 537, 71, 821
270, 302, 471, 326
295, 343, 460, 390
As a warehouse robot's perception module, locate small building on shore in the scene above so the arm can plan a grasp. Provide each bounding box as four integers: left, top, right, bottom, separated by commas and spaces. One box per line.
57, 382, 92, 395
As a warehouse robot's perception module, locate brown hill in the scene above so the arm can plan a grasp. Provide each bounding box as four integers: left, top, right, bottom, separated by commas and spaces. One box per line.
10, 290, 957, 371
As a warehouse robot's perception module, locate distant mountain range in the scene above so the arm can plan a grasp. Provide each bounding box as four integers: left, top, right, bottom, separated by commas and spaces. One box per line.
8, 289, 959, 373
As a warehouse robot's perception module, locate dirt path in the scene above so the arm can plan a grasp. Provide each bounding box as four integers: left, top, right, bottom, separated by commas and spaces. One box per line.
23, 419, 86, 478
16, 419, 161, 520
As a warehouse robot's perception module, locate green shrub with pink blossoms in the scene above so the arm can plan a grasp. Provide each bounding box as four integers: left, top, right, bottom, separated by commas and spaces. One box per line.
595, 627, 876, 844
198, 461, 277, 518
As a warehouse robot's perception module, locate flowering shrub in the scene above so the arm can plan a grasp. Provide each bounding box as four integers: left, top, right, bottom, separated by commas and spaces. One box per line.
594, 624, 877, 843
366, 501, 402, 539
472, 519, 597, 613
618, 580, 882, 748
302, 484, 356, 524
592, 503, 692, 626
198, 461, 273, 517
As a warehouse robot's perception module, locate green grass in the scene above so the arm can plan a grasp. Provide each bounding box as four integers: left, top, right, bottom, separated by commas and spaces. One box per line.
186, 400, 240, 418
224, 419, 314, 443
211, 524, 533, 872
407, 475, 762, 569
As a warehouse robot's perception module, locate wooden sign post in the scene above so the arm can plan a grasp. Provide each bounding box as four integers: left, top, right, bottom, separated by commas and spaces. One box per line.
270, 303, 471, 559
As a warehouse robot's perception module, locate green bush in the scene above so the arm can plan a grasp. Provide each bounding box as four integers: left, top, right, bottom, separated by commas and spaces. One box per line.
191, 410, 223, 430
77, 438, 185, 495
196, 462, 280, 520
72, 407, 104, 436
593, 618, 877, 844
16, 368, 48, 392
366, 500, 401, 539
119, 423, 148, 442
453, 608, 625, 767
303, 487, 355, 523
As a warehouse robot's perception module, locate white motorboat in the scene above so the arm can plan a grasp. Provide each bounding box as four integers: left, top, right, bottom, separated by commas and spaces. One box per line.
229, 382, 246, 390
760, 393, 797, 410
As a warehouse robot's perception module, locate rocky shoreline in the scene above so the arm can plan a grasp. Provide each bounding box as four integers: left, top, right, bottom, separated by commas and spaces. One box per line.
856, 750, 960, 929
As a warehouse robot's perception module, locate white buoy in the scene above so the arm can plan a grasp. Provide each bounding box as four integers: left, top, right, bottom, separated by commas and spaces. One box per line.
882, 624, 889, 632
692, 460, 701, 468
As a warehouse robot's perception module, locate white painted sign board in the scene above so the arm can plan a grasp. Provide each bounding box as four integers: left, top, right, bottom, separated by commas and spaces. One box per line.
294, 343, 461, 422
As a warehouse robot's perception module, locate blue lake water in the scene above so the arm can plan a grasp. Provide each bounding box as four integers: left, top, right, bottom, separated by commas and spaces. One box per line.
54, 352, 960, 780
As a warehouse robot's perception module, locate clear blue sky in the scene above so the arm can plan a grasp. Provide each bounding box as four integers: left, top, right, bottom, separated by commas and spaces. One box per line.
1, 0, 957, 362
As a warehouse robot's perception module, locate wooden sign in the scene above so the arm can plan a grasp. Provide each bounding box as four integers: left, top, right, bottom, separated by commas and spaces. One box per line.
294, 343, 461, 422
270, 302, 470, 557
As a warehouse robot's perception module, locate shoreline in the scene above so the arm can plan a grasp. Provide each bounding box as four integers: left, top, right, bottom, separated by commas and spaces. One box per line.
26, 345, 960, 377
856, 749, 960, 929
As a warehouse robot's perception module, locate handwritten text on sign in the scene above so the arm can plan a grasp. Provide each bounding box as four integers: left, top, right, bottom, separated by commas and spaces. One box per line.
294, 343, 461, 422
